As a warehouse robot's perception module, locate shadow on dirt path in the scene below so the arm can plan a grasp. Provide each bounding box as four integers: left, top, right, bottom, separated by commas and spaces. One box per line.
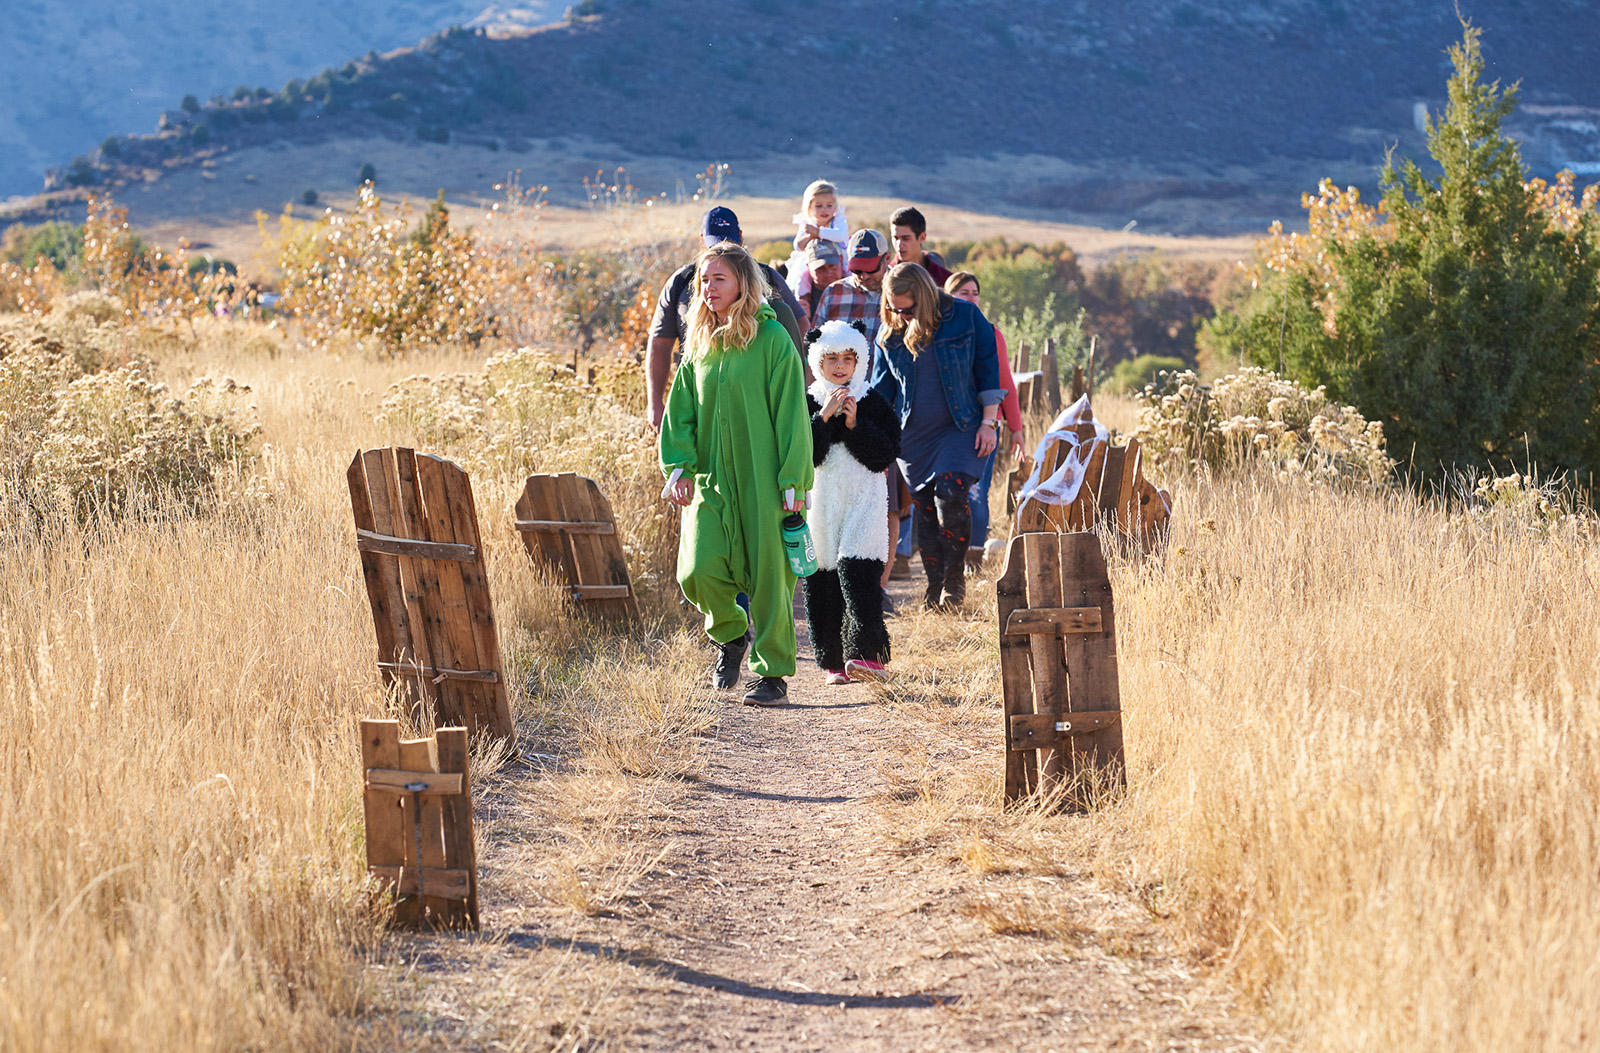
389, 577, 1267, 1052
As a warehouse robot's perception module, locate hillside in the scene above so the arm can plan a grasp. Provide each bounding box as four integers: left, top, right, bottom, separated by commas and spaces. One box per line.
0, 0, 564, 201
10, 0, 1600, 236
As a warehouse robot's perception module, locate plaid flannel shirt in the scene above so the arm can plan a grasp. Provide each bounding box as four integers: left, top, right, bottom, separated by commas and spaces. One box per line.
812, 275, 882, 372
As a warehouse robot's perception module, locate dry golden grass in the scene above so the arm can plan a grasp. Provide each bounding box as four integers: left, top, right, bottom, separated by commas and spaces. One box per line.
878, 411, 1600, 1050
7, 314, 1599, 1052
0, 440, 391, 1051
1107, 473, 1600, 1051
0, 320, 712, 1051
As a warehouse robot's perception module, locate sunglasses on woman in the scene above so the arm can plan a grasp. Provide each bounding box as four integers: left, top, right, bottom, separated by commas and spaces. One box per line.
890, 304, 916, 317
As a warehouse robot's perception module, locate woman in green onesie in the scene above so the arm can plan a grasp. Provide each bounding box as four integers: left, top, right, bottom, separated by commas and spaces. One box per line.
660, 242, 814, 707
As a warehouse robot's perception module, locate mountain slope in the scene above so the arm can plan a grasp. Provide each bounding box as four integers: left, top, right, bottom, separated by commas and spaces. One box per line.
0, 0, 564, 200
11, 0, 1600, 234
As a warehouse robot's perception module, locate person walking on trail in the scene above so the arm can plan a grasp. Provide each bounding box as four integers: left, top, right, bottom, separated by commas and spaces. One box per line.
813, 228, 907, 610
660, 242, 814, 707
797, 239, 844, 324
890, 206, 952, 288
646, 206, 808, 430
814, 228, 890, 349
946, 270, 1025, 561
870, 263, 1003, 610
800, 321, 900, 685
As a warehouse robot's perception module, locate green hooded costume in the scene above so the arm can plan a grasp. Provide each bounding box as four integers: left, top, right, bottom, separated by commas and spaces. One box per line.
660, 305, 814, 677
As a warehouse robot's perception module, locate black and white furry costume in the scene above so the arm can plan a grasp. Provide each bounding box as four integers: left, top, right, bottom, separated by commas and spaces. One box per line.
800, 320, 901, 671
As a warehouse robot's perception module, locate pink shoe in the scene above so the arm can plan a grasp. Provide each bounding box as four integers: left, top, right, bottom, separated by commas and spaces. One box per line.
845, 659, 888, 682
825, 669, 850, 685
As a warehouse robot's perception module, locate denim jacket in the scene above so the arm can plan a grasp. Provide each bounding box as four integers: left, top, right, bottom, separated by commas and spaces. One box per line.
869, 296, 1005, 433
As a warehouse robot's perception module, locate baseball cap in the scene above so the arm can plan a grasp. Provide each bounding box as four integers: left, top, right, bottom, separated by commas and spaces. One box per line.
809, 239, 843, 266
701, 206, 742, 247
847, 229, 888, 272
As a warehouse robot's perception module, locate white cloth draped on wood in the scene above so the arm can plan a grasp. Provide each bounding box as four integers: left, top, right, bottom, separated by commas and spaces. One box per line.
1016, 394, 1110, 508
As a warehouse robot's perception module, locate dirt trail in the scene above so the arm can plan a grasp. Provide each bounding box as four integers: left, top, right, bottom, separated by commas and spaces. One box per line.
418, 583, 1263, 1052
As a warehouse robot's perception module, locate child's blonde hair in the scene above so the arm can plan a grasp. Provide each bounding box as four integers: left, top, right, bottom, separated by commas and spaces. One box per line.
801, 180, 838, 218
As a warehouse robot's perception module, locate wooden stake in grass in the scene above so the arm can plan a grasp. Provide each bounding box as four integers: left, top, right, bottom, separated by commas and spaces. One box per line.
996, 531, 1125, 809
348, 447, 514, 742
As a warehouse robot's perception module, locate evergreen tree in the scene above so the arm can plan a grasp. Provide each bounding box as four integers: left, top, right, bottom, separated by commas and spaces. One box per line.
1207, 24, 1600, 487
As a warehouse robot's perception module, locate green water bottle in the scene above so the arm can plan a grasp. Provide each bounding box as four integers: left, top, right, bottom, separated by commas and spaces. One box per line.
781, 513, 817, 578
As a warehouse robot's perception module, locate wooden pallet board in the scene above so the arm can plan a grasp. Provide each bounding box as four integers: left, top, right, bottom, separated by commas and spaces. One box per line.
1014, 421, 1105, 534
995, 531, 1126, 808
348, 448, 514, 741
1014, 428, 1171, 552
514, 472, 640, 625
361, 719, 478, 929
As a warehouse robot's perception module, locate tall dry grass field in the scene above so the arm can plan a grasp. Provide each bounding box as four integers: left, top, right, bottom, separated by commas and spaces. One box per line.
929, 439, 1597, 1049
0, 337, 480, 1051
0, 315, 716, 1051
4, 309, 1597, 1052
1105, 472, 1600, 1051
880, 394, 1598, 1051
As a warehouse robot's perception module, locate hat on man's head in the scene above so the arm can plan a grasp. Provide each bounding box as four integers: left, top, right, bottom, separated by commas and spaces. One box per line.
808, 238, 843, 267
701, 206, 742, 247
847, 229, 888, 272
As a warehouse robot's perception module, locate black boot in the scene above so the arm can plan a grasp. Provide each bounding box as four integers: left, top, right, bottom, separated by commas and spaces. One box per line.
742, 676, 788, 707
942, 555, 967, 608
711, 635, 747, 689
923, 576, 944, 611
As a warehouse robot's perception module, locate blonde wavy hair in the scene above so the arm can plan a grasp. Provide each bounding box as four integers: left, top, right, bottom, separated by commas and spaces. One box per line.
801, 179, 838, 217
685, 242, 770, 354
880, 263, 946, 356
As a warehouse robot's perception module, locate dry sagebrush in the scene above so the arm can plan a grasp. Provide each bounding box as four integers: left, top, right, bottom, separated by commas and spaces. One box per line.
0, 319, 260, 521
1135, 366, 1392, 485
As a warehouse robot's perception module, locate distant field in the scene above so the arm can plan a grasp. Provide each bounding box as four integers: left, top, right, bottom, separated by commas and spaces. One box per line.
98, 136, 1264, 278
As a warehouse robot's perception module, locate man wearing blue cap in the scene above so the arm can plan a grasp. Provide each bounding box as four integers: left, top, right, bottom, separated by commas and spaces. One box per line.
645, 206, 808, 429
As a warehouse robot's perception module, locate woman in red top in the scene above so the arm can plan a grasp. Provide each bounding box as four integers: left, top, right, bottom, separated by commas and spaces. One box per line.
945, 271, 1024, 557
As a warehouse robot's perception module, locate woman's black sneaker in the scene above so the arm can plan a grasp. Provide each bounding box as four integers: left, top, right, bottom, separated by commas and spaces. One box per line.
711, 636, 747, 689
742, 676, 788, 707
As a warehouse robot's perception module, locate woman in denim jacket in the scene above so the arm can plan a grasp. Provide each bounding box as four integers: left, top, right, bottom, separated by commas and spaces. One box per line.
869, 263, 1004, 609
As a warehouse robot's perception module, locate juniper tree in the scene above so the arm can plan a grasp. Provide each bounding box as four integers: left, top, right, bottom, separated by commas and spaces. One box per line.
1209, 24, 1600, 487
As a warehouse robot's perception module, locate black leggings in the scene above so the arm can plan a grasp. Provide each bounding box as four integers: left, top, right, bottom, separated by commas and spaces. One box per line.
801, 557, 890, 671
913, 471, 977, 587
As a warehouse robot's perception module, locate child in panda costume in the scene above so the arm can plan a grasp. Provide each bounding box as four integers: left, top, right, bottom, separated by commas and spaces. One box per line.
802, 320, 902, 684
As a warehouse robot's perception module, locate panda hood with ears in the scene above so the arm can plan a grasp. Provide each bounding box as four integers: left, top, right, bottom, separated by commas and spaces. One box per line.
805, 319, 872, 405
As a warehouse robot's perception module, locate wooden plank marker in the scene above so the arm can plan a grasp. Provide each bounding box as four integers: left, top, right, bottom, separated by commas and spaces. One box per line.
995, 531, 1126, 809
348, 448, 514, 742
361, 719, 479, 929
514, 473, 641, 626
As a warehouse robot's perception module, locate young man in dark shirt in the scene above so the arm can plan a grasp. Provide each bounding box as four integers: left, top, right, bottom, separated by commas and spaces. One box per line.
890, 206, 951, 287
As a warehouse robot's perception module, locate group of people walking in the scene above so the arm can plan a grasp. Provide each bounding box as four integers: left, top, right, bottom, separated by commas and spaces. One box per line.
650, 184, 1022, 707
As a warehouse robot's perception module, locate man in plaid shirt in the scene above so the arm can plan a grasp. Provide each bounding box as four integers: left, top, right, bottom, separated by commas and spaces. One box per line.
813, 228, 889, 368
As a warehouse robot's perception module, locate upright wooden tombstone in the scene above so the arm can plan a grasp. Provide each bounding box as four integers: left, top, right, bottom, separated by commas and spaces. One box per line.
347, 448, 514, 741
361, 719, 478, 929
996, 532, 1126, 807
514, 472, 640, 625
